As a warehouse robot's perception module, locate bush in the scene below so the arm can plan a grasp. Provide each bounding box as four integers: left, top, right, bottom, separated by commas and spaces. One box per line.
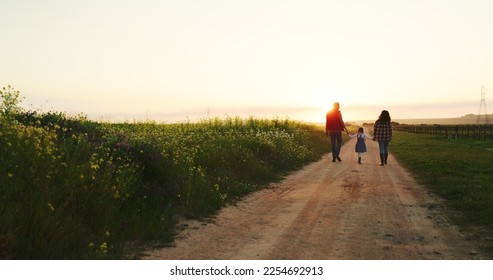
1, 87, 330, 259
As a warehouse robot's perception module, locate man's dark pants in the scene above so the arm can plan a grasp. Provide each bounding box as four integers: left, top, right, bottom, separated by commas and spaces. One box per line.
329, 131, 342, 159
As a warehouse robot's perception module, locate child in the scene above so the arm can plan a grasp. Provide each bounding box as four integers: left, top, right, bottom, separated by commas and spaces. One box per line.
348, 127, 373, 164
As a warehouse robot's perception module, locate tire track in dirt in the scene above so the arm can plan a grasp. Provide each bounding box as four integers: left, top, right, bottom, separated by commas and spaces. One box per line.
144, 138, 481, 260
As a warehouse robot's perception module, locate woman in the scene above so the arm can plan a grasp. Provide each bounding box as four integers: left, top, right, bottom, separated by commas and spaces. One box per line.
373, 110, 392, 166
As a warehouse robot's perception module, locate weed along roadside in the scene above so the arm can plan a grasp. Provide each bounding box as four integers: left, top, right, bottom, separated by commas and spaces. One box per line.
1, 87, 334, 259
391, 131, 493, 256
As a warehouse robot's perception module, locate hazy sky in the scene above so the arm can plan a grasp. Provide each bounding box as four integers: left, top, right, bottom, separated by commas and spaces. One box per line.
1, 0, 492, 122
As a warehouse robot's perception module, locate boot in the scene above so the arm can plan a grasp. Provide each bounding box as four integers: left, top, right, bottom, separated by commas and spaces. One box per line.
358, 157, 362, 164
384, 153, 388, 165
379, 154, 385, 166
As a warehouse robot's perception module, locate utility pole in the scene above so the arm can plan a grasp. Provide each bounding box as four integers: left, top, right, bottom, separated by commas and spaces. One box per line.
477, 85, 489, 124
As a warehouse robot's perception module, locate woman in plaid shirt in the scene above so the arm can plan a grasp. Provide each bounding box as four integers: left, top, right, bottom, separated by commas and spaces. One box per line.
373, 110, 392, 166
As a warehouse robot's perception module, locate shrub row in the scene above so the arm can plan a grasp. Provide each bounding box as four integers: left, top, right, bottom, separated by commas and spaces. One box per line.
1, 101, 330, 258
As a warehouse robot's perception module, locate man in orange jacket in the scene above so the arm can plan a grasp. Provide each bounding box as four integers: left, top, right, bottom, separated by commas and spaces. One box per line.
325, 102, 348, 162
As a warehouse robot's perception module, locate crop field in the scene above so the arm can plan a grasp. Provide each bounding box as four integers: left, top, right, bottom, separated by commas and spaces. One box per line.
1, 87, 332, 259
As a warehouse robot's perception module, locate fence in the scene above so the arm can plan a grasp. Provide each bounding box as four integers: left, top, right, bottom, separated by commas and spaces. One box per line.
395, 124, 493, 140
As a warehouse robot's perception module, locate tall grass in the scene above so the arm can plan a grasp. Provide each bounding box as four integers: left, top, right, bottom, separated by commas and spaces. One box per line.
1, 114, 151, 259
103, 117, 329, 218
1, 87, 330, 259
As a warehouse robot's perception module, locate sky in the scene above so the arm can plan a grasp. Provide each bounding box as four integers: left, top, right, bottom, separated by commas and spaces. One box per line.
1, 0, 492, 123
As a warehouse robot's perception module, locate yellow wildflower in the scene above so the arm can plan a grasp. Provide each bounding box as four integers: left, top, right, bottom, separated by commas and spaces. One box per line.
100, 242, 108, 254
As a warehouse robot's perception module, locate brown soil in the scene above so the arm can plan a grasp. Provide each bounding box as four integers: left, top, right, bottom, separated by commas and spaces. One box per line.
144, 138, 482, 260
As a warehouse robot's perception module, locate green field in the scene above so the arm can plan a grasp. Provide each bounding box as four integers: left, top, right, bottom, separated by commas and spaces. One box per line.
391, 131, 493, 254
1, 88, 332, 259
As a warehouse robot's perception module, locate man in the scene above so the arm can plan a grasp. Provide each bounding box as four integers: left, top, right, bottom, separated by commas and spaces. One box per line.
325, 102, 348, 162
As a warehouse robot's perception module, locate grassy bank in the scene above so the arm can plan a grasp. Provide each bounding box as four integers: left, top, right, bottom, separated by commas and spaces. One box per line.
1, 88, 331, 259
391, 131, 493, 253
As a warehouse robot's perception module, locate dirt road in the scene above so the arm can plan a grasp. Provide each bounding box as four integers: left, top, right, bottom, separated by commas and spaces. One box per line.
145, 138, 480, 259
